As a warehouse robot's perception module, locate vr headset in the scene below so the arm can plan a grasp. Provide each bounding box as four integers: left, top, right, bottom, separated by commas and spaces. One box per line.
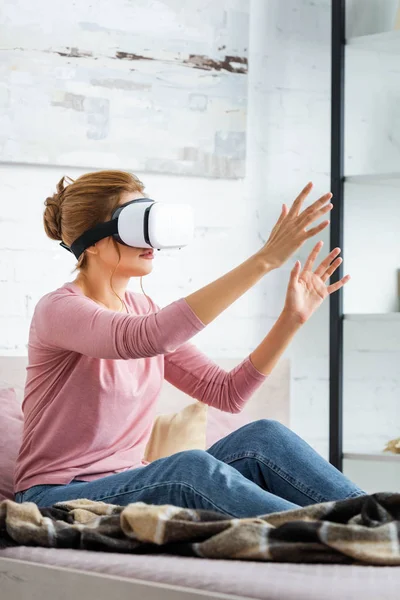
60, 198, 194, 259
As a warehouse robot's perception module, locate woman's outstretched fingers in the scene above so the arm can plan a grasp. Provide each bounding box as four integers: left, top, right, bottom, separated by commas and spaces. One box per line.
315, 247, 341, 277
302, 241, 323, 273
300, 194, 333, 227
327, 274, 351, 294
304, 219, 330, 239
291, 260, 301, 282
287, 182, 313, 218
320, 257, 342, 282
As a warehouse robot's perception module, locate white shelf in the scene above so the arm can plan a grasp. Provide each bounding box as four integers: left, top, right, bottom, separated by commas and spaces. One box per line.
344, 313, 400, 322
346, 30, 400, 53
345, 173, 400, 186
344, 452, 400, 463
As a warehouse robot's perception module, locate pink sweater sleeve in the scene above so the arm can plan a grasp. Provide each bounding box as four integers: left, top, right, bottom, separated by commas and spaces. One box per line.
34, 291, 206, 359
164, 341, 267, 414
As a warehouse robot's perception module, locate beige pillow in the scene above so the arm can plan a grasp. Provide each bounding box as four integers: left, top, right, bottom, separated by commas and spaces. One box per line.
143, 401, 208, 463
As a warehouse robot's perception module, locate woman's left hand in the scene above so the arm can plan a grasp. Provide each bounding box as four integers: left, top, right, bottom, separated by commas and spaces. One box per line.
282, 241, 350, 325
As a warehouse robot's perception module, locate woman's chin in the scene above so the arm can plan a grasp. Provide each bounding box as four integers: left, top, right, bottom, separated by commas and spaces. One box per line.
126, 262, 154, 277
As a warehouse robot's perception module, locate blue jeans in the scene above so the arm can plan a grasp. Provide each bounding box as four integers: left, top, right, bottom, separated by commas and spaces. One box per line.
14, 420, 365, 518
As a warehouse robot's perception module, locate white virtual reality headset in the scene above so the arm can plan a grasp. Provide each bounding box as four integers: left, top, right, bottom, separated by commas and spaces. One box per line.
60, 198, 194, 259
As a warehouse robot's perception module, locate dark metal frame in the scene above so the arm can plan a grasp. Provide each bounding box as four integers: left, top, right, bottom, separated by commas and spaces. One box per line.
329, 0, 345, 470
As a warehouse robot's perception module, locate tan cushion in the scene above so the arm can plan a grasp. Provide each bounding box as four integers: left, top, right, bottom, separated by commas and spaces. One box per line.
142, 358, 290, 463
156, 358, 290, 427
143, 401, 208, 463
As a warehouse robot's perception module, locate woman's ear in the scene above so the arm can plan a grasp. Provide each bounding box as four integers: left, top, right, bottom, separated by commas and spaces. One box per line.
85, 244, 98, 256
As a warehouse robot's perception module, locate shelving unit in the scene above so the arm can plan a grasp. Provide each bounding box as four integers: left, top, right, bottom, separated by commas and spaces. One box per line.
345, 173, 400, 186
344, 313, 400, 322
343, 452, 400, 463
329, 1, 400, 481
346, 29, 400, 52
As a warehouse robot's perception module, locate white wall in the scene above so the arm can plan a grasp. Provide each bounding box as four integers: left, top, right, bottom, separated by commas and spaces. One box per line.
0, 0, 334, 458
1, 0, 398, 463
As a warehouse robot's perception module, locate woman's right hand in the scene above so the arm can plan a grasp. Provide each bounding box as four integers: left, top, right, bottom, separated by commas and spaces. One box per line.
256, 182, 333, 270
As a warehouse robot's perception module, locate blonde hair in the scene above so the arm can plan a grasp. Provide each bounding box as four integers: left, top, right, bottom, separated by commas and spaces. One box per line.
43, 169, 151, 308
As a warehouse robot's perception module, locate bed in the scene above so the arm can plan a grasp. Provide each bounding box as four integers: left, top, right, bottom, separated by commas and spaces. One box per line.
1, 356, 400, 600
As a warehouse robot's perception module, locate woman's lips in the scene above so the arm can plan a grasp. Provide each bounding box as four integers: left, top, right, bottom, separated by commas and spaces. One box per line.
140, 251, 154, 259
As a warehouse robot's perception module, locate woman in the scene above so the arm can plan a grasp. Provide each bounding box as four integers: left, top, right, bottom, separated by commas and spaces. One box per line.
13, 170, 364, 516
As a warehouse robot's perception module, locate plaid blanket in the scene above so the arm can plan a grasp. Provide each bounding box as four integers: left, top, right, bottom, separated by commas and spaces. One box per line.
1, 493, 400, 564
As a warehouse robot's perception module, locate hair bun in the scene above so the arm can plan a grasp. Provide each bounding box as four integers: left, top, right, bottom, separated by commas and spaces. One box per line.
43, 176, 67, 241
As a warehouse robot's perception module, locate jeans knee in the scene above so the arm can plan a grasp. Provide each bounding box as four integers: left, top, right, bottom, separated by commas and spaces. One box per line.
171, 449, 221, 482
176, 448, 214, 466
250, 418, 287, 432
244, 419, 291, 444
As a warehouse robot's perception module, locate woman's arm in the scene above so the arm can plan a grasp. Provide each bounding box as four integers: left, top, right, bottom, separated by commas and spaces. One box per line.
163, 311, 302, 414
34, 292, 205, 359
164, 242, 350, 412
249, 310, 302, 376
164, 342, 266, 414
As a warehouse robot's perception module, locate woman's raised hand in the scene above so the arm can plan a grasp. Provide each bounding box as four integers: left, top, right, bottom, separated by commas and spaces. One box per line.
282, 241, 351, 325
184, 182, 337, 327
256, 182, 333, 270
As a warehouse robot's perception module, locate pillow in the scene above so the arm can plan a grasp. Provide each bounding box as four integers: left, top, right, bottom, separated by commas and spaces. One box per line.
206, 405, 251, 449
154, 358, 290, 458
143, 400, 253, 464
0, 388, 23, 500
143, 401, 208, 463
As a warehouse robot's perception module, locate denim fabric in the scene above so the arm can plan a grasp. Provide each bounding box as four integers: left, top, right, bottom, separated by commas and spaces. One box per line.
14, 420, 365, 518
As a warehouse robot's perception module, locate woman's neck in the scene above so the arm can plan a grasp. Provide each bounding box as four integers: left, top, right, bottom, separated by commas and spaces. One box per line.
74, 269, 130, 313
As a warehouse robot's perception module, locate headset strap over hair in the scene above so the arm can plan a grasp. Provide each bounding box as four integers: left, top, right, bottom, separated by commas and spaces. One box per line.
60, 198, 155, 259
60, 219, 119, 260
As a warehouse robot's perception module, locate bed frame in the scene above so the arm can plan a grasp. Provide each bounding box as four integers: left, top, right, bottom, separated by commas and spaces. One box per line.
0, 555, 253, 600
0, 356, 290, 600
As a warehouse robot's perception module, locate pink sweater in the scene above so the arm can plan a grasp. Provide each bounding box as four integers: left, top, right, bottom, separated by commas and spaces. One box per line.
13, 282, 267, 493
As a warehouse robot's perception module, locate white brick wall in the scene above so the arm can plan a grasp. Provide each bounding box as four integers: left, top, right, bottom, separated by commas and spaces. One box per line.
1, 0, 398, 464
